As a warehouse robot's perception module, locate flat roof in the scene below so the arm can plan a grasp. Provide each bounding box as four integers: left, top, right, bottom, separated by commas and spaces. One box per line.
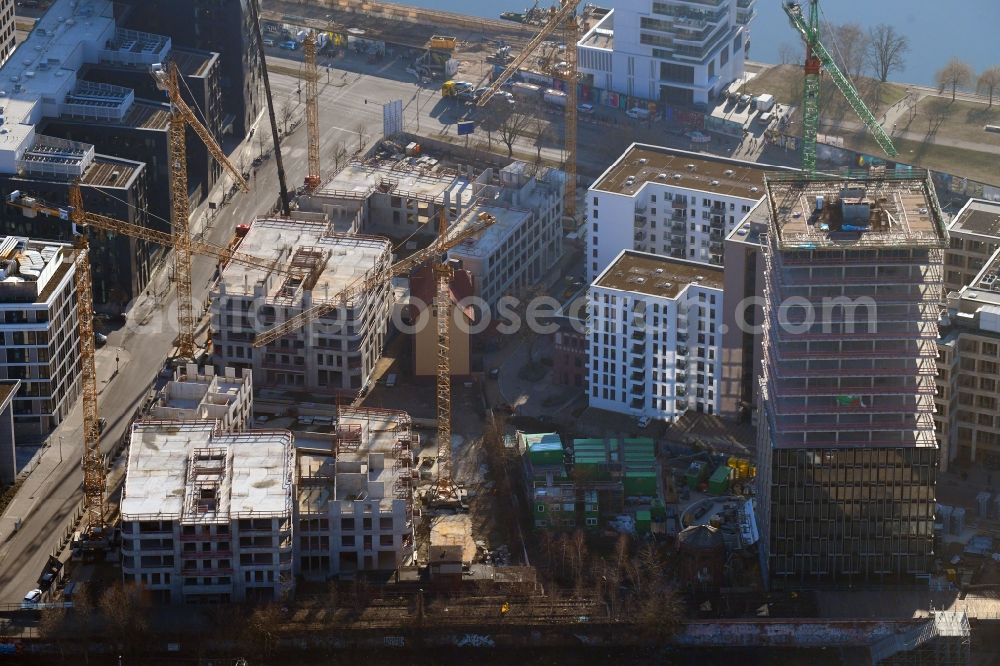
948, 199, 1000, 240
219, 217, 390, 301
764, 169, 949, 250
0, 235, 73, 303
594, 250, 724, 299
591, 143, 773, 200
80, 155, 143, 188
173, 47, 216, 78
725, 198, 770, 247
579, 10, 614, 49
319, 158, 474, 205
448, 204, 531, 258
962, 246, 1000, 308
121, 421, 293, 522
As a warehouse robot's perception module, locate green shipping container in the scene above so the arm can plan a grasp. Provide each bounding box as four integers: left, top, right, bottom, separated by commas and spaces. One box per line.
686, 461, 707, 489
708, 465, 731, 495
635, 509, 651, 533
524, 432, 563, 467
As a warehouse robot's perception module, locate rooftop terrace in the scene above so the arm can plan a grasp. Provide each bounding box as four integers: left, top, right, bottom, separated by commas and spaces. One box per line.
764, 169, 949, 250
592, 143, 774, 200
948, 198, 1000, 239
594, 250, 724, 299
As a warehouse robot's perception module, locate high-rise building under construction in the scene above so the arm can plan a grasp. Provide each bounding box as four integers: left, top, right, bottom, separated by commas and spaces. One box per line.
756, 169, 948, 587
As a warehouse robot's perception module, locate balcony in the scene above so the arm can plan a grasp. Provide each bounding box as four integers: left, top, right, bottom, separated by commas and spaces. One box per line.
673, 200, 687, 210
635, 216, 648, 228
635, 231, 646, 242
677, 345, 689, 357
671, 236, 685, 248
676, 372, 688, 383
676, 358, 688, 369
676, 332, 688, 343
181, 566, 233, 576
631, 344, 646, 355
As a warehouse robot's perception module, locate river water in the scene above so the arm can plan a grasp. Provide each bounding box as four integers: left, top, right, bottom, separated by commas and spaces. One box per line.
385, 0, 999, 87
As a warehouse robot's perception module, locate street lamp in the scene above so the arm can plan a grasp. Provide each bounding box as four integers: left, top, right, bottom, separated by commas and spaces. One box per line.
58, 435, 63, 463
115, 348, 121, 375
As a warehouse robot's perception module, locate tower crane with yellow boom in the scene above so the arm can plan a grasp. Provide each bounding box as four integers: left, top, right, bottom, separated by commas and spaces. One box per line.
151, 62, 251, 360
476, 0, 580, 223
250, 209, 497, 507
303, 30, 322, 191
7, 183, 304, 544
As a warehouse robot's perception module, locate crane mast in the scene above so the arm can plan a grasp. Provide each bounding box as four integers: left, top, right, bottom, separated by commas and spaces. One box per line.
561, 7, 579, 222
433, 260, 455, 500
152, 62, 251, 359
477, 0, 581, 224
783, 0, 897, 171
304, 30, 322, 190
68, 186, 105, 535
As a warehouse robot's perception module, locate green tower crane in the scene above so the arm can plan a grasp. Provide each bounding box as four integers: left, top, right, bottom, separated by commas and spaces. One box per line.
783, 1, 898, 172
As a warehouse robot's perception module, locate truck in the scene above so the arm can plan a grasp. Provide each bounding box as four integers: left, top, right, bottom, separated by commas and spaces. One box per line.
510, 81, 542, 100
441, 80, 473, 98
543, 88, 567, 108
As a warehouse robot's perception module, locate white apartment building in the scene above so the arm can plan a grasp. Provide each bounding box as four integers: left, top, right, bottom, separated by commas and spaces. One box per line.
120, 421, 295, 603
296, 407, 416, 577
943, 199, 1000, 298
0, 0, 14, 68
588, 250, 724, 422
210, 217, 392, 395
586, 144, 773, 283
0, 236, 79, 436
150, 364, 253, 432
577, 0, 755, 106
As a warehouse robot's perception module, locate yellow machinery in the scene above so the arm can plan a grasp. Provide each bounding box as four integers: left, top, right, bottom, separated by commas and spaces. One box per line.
7, 183, 304, 540
152, 62, 251, 359
476, 0, 581, 222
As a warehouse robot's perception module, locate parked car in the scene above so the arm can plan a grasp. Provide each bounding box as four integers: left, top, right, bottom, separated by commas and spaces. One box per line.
637, 415, 651, 428
577, 103, 594, 114
21, 589, 42, 609
263, 38, 276, 47
686, 130, 711, 144
94, 332, 107, 347
279, 40, 299, 51
626, 107, 650, 120
488, 367, 500, 379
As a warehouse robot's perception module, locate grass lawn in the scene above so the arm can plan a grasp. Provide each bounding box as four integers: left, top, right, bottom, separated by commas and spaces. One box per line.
742, 64, 905, 122
843, 131, 999, 186
904, 97, 1000, 146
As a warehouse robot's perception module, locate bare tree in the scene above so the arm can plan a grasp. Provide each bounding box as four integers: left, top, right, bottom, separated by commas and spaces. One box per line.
936, 58, 974, 101
331, 140, 349, 171
498, 110, 533, 158
826, 22, 868, 81
355, 121, 368, 153
778, 42, 802, 66
977, 66, 1000, 107
98, 581, 150, 658
278, 97, 295, 134
245, 604, 282, 659
866, 24, 909, 83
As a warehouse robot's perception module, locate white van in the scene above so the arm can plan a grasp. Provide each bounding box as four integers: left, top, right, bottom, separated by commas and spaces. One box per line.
626, 107, 650, 120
